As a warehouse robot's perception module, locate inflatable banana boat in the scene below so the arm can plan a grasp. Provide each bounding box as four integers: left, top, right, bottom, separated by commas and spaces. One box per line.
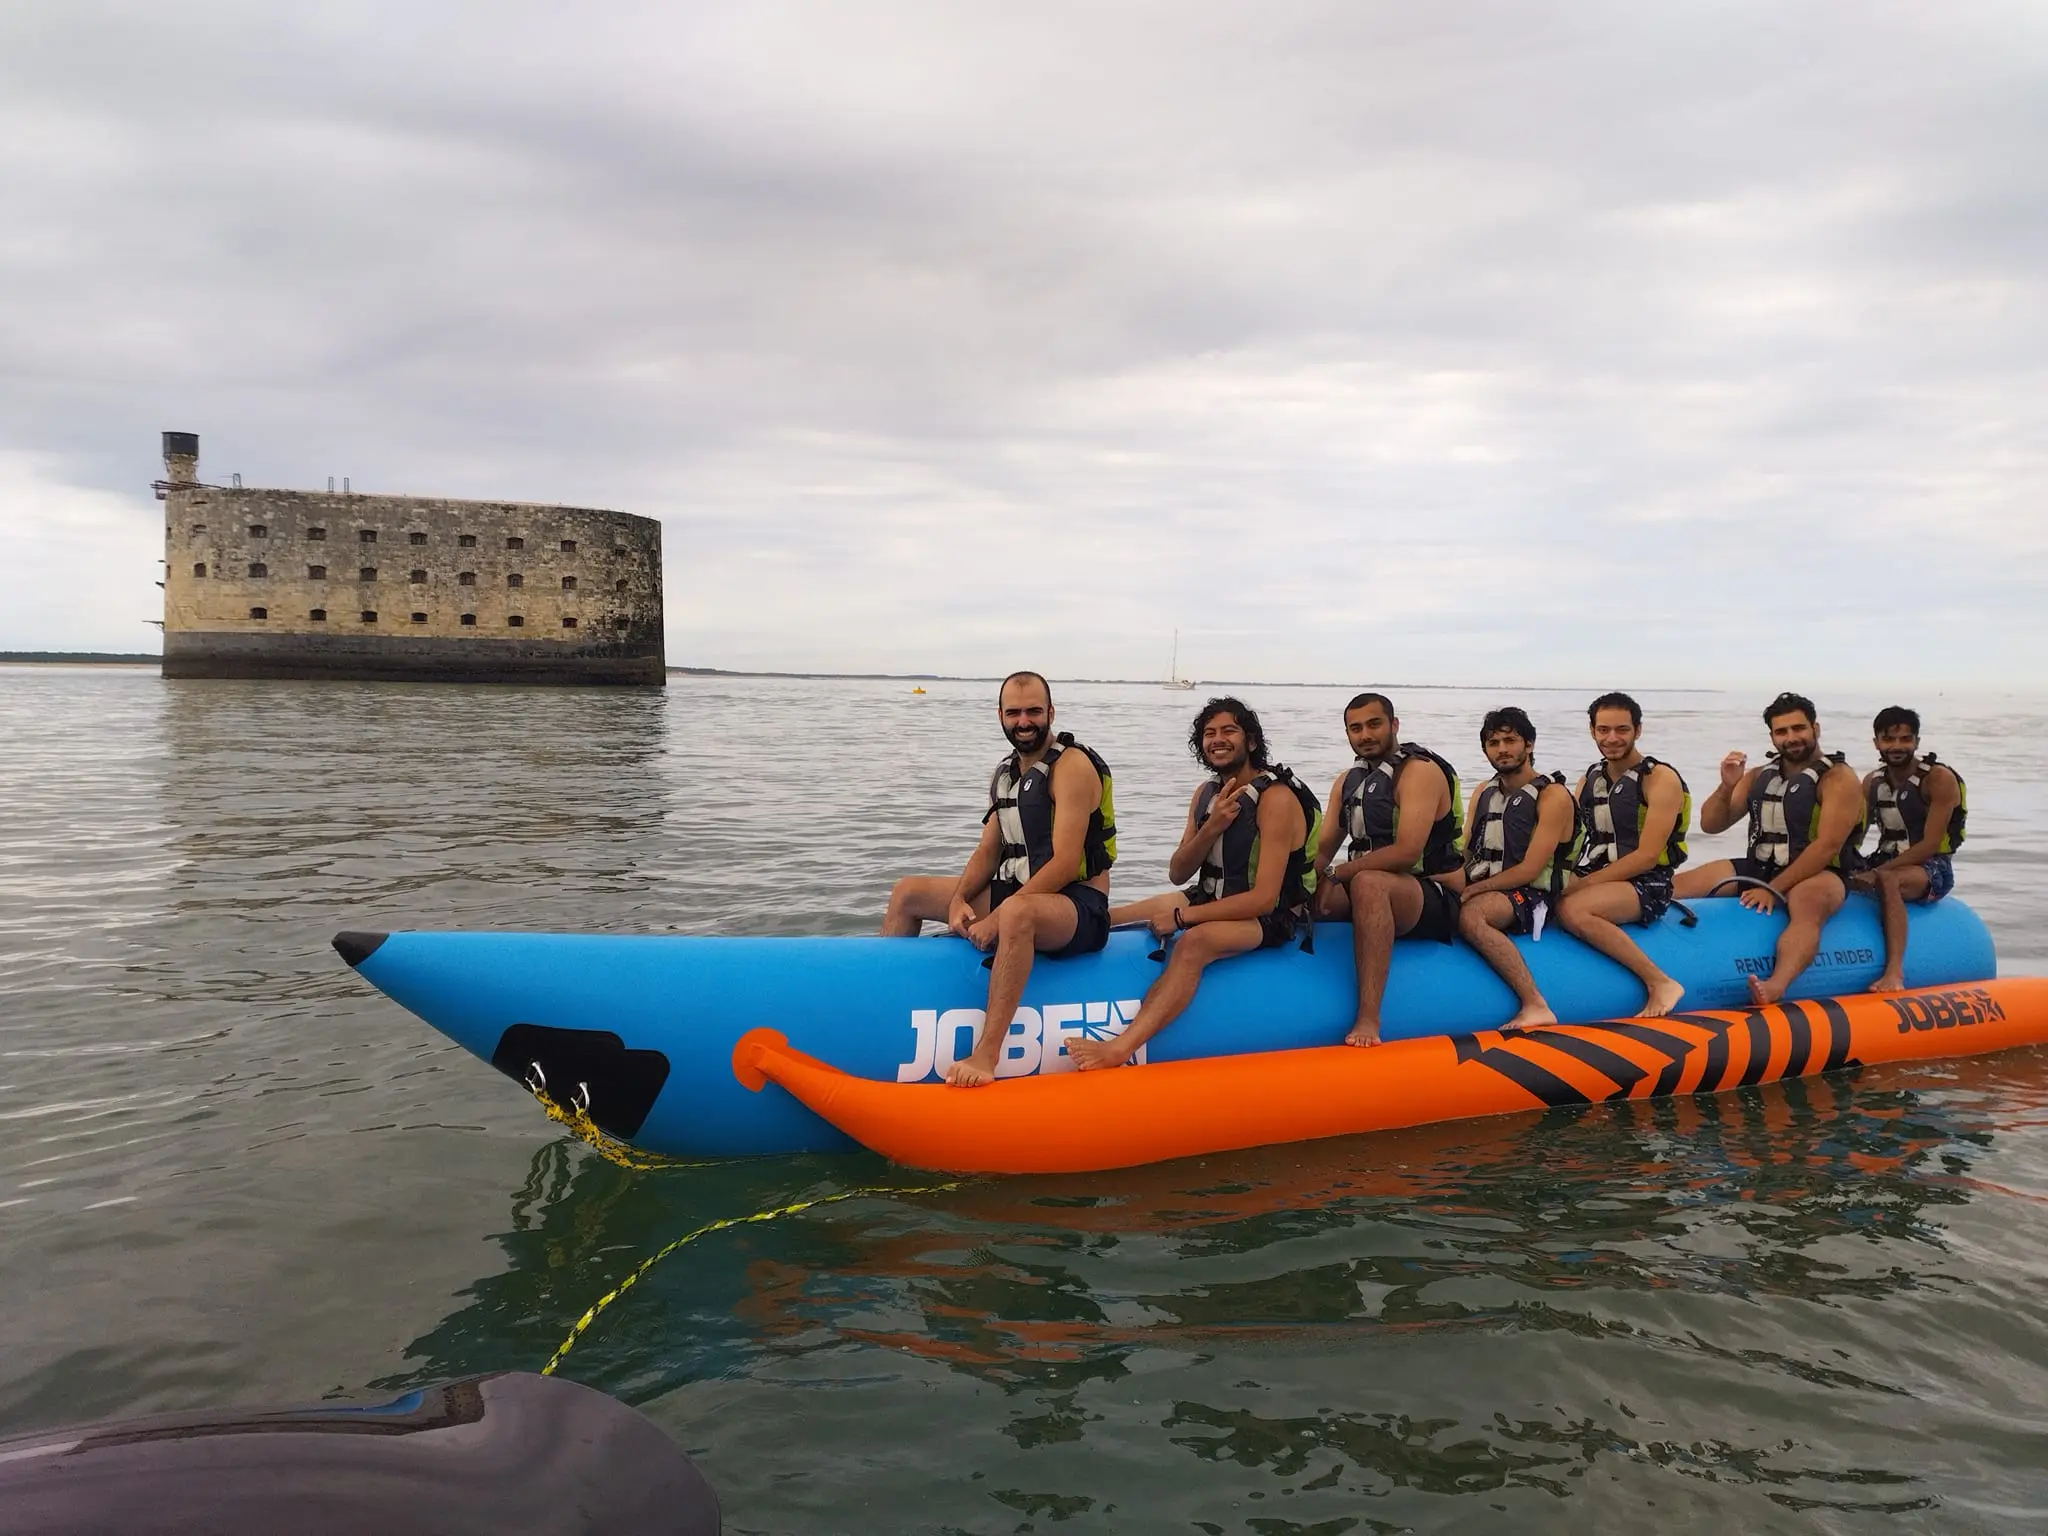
736, 978, 2048, 1173
336, 896, 2000, 1160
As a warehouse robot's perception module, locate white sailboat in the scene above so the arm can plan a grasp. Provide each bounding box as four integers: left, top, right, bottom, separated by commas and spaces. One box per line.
1163, 630, 1195, 690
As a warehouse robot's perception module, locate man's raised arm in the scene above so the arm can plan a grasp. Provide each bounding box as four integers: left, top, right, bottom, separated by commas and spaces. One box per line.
1698, 754, 1757, 836
1182, 790, 1305, 925
1167, 784, 1231, 888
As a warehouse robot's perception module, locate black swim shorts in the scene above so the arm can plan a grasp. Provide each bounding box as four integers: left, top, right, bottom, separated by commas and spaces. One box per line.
1725, 856, 1774, 887
1182, 889, 1306, 950
1255, 904, 1308, 950
1501, 886, 1549, 937
1047, 882, 1111, 959
1403, 875, 1461, 946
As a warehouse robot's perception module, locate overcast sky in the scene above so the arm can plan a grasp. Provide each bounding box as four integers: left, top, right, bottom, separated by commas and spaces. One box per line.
3, 2, 2044, 686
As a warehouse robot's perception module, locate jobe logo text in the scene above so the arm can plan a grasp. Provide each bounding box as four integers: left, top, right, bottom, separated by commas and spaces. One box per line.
896, 1000, 1146, 1082
1887, 987, 2004, 1033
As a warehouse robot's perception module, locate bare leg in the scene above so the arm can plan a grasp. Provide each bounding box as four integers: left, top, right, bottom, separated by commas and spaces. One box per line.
1458, 892, 1554, 1030
1672, 859, 1736, 901
1344, 871, 1425, 1047
1106, 891, 1188, 929
1750, 873, 1846, 1006
1867, 866, 1927, 992
1555, 881, 1684, 1017
945, 892, 1078, 1087
882, 874, 976, 937
1071, 920, 1261, 1069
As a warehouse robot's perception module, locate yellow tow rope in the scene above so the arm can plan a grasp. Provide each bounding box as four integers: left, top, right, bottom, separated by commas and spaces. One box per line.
526, 1080, 964, 1377
538, 1176, 964, 1376
528, 1086, 716, 1172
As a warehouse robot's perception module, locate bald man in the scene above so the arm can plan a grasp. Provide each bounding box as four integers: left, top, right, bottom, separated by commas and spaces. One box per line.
881, 671, 1117, 1086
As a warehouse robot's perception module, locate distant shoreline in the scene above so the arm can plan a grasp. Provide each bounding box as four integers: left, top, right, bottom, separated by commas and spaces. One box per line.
668, 666, 1720, 692
0, 652, 160, 665
0, 655, 1720, 692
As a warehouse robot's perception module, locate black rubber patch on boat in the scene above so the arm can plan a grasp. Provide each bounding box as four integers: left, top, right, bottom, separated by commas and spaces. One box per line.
490, 1024, 672, 1140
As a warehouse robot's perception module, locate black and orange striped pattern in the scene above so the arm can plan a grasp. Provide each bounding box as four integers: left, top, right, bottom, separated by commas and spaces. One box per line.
736, 980, 2047, 1174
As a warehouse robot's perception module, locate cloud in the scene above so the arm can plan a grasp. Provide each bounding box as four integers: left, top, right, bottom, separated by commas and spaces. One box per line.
2, 1, 2044, 685
0, 453, 165, 651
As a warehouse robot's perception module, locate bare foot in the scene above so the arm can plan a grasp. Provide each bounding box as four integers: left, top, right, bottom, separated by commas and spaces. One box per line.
1502, 1003, 1556, 1032
944, 1052, 998, 1087
1870, 971, 1905, 994
1746, 974, 1784, 1008
1642, 977, 1685, 1018
1343, 1019, 1382, 1048
1068, 1037, 1131, 1072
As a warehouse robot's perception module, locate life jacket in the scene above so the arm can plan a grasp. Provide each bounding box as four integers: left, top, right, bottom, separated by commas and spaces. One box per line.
1575, 755, 1689, 875
1339, 743, 1464, 876
1191, 764, 1324, 911
1747, 752, 1864, 875
985, 732, 1116, 906
1465, 771, 1576, 896
1866, 753, 1967, 862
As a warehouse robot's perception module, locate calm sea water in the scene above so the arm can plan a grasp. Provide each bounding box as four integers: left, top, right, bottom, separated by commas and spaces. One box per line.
4, 665, 2047, 1533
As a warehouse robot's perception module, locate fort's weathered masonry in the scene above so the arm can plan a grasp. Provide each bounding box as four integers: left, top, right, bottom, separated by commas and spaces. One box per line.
157, 433, 665, 685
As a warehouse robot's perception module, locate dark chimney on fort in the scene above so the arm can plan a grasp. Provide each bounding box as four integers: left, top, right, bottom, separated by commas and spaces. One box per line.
162, 432, 200, 487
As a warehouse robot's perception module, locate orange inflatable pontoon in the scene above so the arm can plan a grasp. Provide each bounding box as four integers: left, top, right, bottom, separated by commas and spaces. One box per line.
734, 978, 2048, 1174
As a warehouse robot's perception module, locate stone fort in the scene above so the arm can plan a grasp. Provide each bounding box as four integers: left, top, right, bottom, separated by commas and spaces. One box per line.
157, 433, 665, 685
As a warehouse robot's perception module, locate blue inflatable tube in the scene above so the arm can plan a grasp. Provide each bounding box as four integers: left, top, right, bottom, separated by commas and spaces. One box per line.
337, 895, 1995, 1159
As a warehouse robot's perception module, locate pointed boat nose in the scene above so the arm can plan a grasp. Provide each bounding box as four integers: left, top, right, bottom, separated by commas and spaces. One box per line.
332, 931, 389, 968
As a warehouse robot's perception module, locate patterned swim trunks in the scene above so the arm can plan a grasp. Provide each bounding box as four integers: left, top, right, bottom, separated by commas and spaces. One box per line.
1629, 867, 1675, 925
1917, 854, 1955, 904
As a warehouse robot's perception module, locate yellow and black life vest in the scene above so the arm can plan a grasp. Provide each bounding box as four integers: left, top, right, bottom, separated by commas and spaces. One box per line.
1866, 753, 1967, 862
1466, 770, 1576, 896
986, 733, 1116, 906
1189, 765, 1323, 909
1575, 755, 1689, 875
1748, 753, 1863, 875
1339, 743, 1463, 876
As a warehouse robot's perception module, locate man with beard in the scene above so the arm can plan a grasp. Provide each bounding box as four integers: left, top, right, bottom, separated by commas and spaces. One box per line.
1073, 698, 1320, 1071
1675, 692, 1866, 1005
1311, 692, 1465, 1048
1457, 707, 1578, 1030
1852, 706, 1966, 993
880, 671, 1116, 1087
1553, 692, 1692, 1017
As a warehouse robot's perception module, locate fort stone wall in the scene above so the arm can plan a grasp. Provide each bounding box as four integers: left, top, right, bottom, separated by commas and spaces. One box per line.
158, 433, 665, 685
